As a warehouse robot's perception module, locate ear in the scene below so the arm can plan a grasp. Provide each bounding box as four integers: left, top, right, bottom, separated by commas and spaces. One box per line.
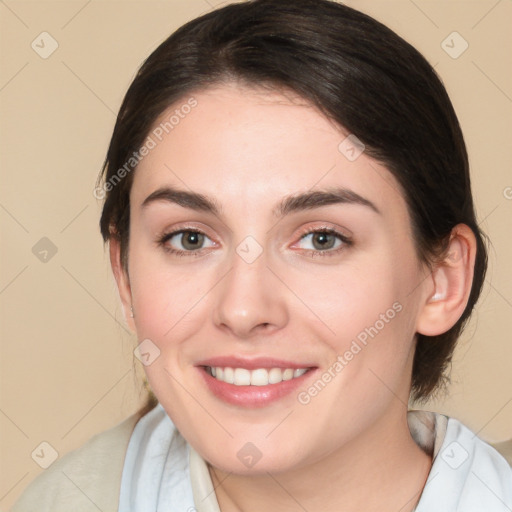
416, 224, 477, 336
109, 237, 136, 332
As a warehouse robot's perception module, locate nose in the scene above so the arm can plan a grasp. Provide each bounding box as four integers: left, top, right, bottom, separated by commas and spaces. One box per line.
212, 246, 289, 339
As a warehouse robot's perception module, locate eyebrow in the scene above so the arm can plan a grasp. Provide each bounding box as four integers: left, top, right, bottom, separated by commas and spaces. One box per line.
274, 187, 381, 217
141, 185, 381, 217
141, 187, 220, 214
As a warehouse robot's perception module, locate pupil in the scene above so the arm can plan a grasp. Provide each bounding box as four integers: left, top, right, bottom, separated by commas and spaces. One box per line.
313, 232, 334, 250
183, 232, 203, 250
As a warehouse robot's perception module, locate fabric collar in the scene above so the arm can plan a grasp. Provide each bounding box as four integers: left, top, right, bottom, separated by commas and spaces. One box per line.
188, 410, 449, 512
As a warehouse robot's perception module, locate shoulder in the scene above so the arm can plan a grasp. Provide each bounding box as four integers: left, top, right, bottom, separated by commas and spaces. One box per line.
416, 414, 512, 511
444, 416, 512, 473
11, 410, 145, 512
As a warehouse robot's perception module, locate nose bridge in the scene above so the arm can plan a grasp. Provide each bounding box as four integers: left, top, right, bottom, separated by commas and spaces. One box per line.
212, 237, 288, 337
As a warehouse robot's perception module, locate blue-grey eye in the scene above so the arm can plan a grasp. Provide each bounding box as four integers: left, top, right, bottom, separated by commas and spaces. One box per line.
166, 230, 213, 251
299, 231, 343, 251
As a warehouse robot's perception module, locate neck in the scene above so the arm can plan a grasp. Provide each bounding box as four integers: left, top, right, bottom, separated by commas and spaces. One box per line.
209, 408, 433, 512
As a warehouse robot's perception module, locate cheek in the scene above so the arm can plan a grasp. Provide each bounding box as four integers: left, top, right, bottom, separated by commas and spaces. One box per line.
285, 257, 406, 339
128, 248, 212, 340
287, 249, 420, 386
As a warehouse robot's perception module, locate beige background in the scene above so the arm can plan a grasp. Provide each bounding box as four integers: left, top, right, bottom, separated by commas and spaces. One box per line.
1, 0, 511, 508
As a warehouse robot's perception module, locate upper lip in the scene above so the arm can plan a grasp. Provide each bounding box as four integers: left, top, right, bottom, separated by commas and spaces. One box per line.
196, 356, 317, 370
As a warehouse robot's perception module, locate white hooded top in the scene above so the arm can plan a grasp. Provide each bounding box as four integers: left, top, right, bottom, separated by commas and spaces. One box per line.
118, 403, 512, 512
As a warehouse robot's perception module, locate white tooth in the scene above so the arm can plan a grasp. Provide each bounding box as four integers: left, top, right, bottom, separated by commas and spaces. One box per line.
282, 368, 294, 381
223, 367, 234, 384
233, 368, 251, 386
268, 368, 283, 384
210, 366, 308, 385
251, 368, 269, 386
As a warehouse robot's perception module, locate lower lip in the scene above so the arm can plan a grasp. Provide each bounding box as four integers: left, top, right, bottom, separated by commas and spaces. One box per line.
198, 367, 316, 408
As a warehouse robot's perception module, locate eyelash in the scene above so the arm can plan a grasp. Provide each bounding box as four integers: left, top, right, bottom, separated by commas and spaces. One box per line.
157, 226, 352, 258
157, 229, 211, 258
295, 226, 352, 258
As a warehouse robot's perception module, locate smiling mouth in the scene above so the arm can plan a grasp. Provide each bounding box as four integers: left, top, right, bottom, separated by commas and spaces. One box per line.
204, 366, 311, 386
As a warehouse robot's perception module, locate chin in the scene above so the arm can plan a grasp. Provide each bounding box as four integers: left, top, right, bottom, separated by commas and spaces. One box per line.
199, 438, 310, 476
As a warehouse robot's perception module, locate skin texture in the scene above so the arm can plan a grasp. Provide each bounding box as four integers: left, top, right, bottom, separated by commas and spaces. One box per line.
110, 82, 476, 511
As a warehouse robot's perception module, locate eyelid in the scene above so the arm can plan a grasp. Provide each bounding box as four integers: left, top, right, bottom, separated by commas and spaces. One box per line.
156, 223, 219, 255
289, 223, 353, 256
161, 229, 214, 245
292, 223, 352, 245
294, 222, 352, 238
157, 222, 217, 242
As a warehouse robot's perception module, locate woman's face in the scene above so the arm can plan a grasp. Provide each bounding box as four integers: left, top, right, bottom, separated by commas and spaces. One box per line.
122, 83, 433, 473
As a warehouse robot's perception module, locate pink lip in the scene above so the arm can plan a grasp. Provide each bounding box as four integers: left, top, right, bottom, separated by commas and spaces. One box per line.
196, 356, 316, 370
196, 357, 317, 408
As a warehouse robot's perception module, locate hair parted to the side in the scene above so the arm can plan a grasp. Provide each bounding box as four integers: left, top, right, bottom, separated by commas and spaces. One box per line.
97, 0, 488, 403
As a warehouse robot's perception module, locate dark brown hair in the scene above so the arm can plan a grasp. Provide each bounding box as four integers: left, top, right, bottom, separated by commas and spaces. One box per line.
98, 0, 488, 402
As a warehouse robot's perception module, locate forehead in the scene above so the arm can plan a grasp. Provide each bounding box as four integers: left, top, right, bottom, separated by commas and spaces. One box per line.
130, 83, 407, 220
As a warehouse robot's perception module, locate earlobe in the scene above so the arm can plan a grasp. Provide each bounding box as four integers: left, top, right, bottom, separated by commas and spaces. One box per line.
416, 224, 477, 337
109, 237, 136, 332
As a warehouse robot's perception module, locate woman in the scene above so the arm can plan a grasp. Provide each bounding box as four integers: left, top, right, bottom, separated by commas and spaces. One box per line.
12, 0, 512, 510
